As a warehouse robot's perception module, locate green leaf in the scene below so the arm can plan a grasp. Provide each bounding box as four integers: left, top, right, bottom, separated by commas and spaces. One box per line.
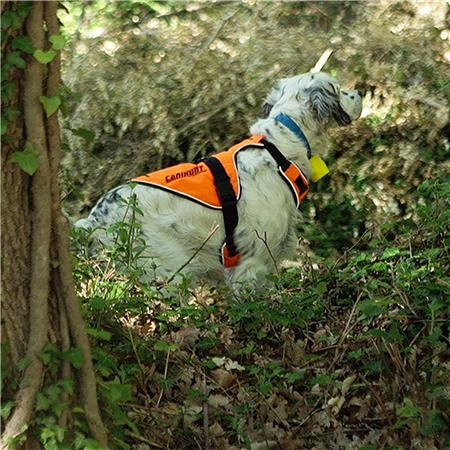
9, 143, 39, 176
16, 3, 32, 20
1, 11, 22, 30
421, 410, 448, 436
17, 356, 30, 371
6, 51, 27, 69
62, 347, 84, 369
1, 80, 17, 102
87, 328, 112, 341
398, 398, 421, 418
12, 35, 34, 54
358, 299, 385, 317
286, 370, 304, 383
100, 380, 132, 403
1, 11, 13, 28
49, 34, 66, 50
57, 379, 74, 395
154, 340, 179, 352
4, 107, 20, 122
381, 247, 401, 260
39, 95, 61, 117
36, 392, 52, 411
33, 48, 56, 64
310, 373, 332, 386
1, 401, 15, 420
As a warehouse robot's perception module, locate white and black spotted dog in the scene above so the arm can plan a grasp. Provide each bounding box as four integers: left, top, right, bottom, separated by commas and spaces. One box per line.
76, 72, 362, 291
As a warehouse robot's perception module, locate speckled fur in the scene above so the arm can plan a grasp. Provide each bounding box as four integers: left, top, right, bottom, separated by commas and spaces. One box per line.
76, 72, 362, 291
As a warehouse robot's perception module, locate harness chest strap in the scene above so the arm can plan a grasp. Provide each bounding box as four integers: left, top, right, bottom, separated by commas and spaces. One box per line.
202, 156, 241, 268
202, 138, 309, 268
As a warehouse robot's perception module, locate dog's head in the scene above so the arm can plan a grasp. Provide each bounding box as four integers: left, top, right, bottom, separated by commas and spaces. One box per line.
262, 72, 363, 128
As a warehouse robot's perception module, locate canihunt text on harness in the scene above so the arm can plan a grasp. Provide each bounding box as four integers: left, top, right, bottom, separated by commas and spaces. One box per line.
131, 135, 309, 267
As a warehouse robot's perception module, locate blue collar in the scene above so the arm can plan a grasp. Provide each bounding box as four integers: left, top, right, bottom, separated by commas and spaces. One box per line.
274, 113, 312, 159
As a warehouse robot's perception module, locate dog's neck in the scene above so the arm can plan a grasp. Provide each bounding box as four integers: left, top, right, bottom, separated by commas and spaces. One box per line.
250, 113, 325, 179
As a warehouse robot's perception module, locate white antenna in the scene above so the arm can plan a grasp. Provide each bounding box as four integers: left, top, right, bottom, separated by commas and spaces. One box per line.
311, 48, 333, 73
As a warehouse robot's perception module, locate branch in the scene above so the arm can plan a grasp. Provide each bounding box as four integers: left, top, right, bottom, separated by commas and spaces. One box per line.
2, 2, 51, 445
44, 2, 109, 446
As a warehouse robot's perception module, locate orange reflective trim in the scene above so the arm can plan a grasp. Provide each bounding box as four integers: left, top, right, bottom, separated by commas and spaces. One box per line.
132, 135, 265, 209
280, 162, 309, 208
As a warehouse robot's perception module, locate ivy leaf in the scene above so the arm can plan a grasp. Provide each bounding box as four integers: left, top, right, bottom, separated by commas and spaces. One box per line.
100, 381, 132, 403
17, 356, 30, 371
9, 143, 39, 176
12, 35, 34, 54
36, 392, 52, 411
39, 95, 61, 117
49, 34, 66, 50
381, 247, 401, 260
358, 299, 385, 317
0, 401, 15, 420
1, 80, 17, 102
1, 11, 22, 30
6, 51, 27, 69
16, 3, 32, 20
4, 107, 20, 122
87, 328, 112, 341
62, 347, 84, 369
33, 49, 56, 64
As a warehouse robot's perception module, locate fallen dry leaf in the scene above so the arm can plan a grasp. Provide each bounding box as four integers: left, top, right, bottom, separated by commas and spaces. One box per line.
208, 394, 231, 409
211, 368, 236, 388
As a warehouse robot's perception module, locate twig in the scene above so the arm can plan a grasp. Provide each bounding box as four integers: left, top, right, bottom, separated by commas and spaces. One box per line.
199, 9, 239, 54
124, 430, 165, 449
202, 373, 210, 450
339, 291, 363, 344
361, 375, 394, 426
155, 348, 171, 408
128, 328, 145, 375
165, 223, 219, 285
255, 230, 279, 275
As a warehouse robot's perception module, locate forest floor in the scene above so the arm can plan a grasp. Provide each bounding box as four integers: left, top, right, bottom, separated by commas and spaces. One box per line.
73, 172, 449, 450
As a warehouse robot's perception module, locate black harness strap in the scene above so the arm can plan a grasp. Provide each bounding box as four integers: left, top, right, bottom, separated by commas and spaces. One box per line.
262, 138, 309, 200
203, 139, 308, 267
202, 156, 239, 260
261, 139, 291, 171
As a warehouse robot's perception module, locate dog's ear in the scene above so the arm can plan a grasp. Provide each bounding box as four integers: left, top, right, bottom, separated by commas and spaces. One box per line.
308, 87, 351, 125
262, 80, 284, 118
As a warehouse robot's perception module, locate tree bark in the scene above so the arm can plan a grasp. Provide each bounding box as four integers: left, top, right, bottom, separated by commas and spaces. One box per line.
1, 2, 108, 448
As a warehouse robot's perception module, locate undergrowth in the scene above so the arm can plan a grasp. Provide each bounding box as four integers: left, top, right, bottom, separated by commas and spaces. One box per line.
70, 173, 449, 450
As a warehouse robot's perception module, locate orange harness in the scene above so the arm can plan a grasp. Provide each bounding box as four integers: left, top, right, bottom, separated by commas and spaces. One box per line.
131, 135, 309, 267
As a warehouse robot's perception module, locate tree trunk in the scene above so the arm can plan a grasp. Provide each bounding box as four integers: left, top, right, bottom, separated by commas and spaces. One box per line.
1, 2, 108, 448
